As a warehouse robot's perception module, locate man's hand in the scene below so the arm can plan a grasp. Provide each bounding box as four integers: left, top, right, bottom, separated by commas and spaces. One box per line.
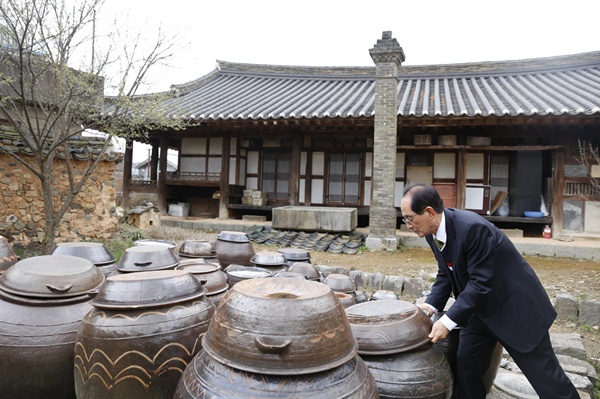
417, 304, 434, 317
428, 320, 450, 343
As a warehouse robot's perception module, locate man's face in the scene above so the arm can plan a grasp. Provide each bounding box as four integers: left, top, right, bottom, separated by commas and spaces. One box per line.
400, 196, 434, 238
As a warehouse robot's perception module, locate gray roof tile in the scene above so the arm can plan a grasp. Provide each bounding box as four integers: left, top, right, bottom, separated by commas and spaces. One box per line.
160, 52, 600, 120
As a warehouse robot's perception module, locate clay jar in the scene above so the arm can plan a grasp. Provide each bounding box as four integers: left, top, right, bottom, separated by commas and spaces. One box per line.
361, 343, 454, 399
74, 270, 215, 399
0, 255, 104, 399
213, 231, 255, 267
174, 350, 380, 399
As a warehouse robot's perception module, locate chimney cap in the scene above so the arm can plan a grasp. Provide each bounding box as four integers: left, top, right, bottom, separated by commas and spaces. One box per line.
369, 31, 405, 65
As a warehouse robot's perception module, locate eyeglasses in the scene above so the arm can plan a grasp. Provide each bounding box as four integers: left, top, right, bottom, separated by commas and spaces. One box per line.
402, 213, 418, 225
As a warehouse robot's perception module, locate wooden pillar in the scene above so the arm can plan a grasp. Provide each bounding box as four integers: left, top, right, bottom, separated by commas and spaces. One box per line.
290, 136, 301, 206
158, 138, 168, 215
305, 150, 312, 206
456, 149, 467, 209
219, 135, 231, 219
150, 143, 159, 181
122, 139, 133, 209
551, 148, 565, 237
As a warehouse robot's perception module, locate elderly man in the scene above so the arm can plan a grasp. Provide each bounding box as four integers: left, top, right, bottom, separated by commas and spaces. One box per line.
401, 183, 579, 399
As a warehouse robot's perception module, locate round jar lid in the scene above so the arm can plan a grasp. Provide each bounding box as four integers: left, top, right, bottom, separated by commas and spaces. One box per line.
90, 270, 207, 309
116, 245, 179, 272
51, 242, 116, 266
0, 255, 104, 298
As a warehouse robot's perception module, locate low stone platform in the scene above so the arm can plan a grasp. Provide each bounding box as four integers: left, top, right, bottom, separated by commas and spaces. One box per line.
272, 206, 357, 232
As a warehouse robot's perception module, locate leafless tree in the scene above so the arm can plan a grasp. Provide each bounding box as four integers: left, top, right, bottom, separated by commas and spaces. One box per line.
576, 139, 600, 199
0, 0, 188, 252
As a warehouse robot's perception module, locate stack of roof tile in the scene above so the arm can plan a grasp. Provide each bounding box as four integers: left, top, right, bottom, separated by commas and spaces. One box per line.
245, 226, 365, 255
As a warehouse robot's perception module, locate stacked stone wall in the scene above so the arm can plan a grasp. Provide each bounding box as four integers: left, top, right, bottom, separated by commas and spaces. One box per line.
0, 154, 119, 246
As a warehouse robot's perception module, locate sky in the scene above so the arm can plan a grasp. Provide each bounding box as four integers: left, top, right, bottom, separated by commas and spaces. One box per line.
97, 0, 600, 162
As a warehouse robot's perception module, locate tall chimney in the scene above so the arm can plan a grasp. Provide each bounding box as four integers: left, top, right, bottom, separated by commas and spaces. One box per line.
366, 31, 405, 250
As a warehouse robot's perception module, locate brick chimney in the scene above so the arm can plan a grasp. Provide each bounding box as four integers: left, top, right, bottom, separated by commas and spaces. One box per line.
366, 31, 405, 251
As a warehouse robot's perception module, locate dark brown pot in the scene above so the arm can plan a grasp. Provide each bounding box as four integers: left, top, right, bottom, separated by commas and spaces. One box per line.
174, 350, 380, 399
74, 270, 215, 399
361, 343, 453, 399
287, 262, 322, 281
178, 240, 216, 258
202, 277, 358, 375
0, 255, 103, 399
324, 273, 356, 293
214, 232, 255, 267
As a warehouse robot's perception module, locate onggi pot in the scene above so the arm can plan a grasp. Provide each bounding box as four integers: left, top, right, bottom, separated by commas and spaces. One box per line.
174, 350, 380, 399
74, 270, 215, 399
0, 255, 104, 399
213, 231, 255, 267
361, 344, 453, 399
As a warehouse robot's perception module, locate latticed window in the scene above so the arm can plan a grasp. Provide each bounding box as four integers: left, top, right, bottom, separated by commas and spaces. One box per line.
262, 152, 290, 201
327, 153, 361, 205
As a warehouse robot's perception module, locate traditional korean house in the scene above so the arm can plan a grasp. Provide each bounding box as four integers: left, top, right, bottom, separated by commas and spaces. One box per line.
121, 32, 600, 246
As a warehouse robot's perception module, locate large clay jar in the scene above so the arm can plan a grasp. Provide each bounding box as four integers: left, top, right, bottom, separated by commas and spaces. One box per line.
0, 255, 104, 399
213, 231, 255, 267
361, 344, 454, 399
174, 350, 380, 399
74, 270, 215, 399
202, 277, 358, 375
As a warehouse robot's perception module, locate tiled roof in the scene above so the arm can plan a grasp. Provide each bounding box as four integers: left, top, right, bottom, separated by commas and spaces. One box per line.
0, 127, 122, 162
160, 52, 600, 120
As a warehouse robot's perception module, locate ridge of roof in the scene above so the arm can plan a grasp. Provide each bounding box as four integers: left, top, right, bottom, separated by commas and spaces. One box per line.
400, 51, 600, 77
177, 51, 600, 84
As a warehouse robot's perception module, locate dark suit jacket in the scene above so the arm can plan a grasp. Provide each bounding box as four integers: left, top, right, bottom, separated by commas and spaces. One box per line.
425, 208, 557, 353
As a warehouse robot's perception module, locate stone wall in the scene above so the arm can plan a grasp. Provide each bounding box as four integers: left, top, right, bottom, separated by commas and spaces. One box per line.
0, 154, 119, 246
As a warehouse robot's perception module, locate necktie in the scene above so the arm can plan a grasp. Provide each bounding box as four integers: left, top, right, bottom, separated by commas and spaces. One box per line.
434, 238, 444, 250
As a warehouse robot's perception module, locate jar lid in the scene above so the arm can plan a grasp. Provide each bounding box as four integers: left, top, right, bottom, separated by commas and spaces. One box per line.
89, 270, 207, 309
216, 231, 250, 243
51, 242, 116, 266
116, 245, 179, 272
0, 255, 104, 298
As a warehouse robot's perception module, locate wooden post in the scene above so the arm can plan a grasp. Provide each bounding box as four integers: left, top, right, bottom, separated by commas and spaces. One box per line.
456, 149, 467, 210
158, 138, 168, 214
290, 136, 301, 206
305, 150, 313, 206
551, 148, 565, 237
219, 135, 231, 219
150, 143, 159, 181
122, 139, 133, 209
